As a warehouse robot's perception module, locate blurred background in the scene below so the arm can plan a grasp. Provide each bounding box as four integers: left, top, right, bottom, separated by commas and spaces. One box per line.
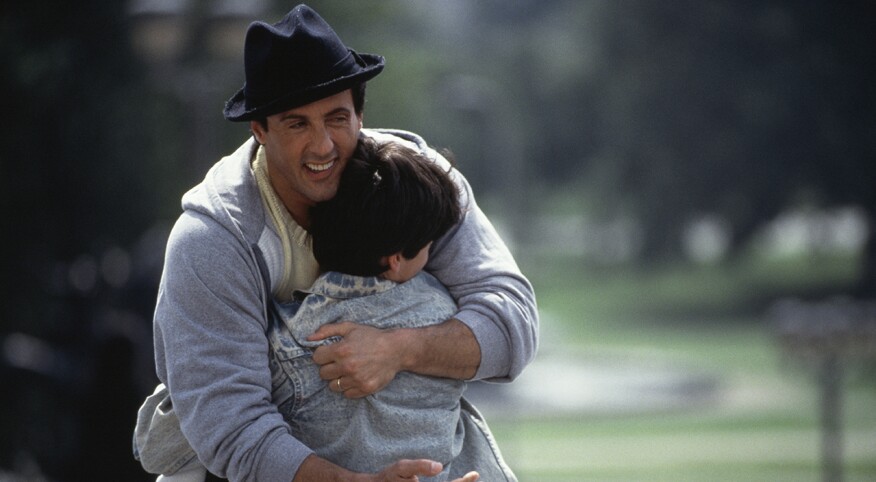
2, 0, 875, 480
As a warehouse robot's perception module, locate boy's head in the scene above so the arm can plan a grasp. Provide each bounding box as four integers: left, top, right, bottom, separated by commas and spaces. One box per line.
309, 137, 462, 281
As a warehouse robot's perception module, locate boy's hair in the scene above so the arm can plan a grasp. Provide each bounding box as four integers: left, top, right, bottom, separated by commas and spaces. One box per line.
309, 137, 462, 277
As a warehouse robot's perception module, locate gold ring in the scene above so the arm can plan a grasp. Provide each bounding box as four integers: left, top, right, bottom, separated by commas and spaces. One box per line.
336, 378, 342, 390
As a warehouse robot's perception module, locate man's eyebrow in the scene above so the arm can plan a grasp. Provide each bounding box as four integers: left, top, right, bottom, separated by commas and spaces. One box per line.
279, 113, 307, 122
324, 107, 352, 117
278, 107, 351, 122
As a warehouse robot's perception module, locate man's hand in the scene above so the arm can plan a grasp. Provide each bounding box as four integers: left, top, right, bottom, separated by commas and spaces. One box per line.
310, 322, 404, 398
310, 318, 480, 398
374, 459, 479, 482
294, 454, 480, 482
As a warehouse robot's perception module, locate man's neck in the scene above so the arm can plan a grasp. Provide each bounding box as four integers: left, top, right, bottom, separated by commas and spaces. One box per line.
276, 189, 311, 229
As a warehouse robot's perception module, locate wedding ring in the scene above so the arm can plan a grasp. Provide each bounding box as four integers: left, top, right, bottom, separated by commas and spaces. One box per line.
336, 378, 342, 390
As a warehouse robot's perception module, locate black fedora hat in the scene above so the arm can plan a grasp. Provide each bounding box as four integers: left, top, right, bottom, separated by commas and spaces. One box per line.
223, 4, 385, 122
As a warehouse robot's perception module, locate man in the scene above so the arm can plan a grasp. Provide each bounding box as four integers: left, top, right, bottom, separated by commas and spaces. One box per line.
151, 5, 538, 481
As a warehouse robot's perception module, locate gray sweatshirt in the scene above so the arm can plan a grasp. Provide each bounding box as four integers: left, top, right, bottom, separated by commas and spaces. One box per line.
153, 129, 538, 481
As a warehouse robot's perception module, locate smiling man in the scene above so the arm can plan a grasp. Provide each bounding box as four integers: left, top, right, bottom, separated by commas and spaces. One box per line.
249, 90, 359, 227
142, 5, 538, 482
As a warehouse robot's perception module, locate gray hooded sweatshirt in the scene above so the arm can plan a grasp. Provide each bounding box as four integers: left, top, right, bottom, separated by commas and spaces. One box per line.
153, 129, 538, 481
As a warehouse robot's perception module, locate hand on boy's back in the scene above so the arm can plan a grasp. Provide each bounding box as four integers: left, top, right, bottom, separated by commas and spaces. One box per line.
374, 460, 479, 482
309, 321, 405, 398
298, 454, 480, 481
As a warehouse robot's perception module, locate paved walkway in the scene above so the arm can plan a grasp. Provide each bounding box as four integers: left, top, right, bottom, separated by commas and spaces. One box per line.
465, 350, 721, 419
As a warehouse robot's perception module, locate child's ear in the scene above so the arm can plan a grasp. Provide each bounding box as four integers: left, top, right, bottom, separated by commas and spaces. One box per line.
380, 253, 401, 277
380, 252, 407, 283
384, 253, 403, 273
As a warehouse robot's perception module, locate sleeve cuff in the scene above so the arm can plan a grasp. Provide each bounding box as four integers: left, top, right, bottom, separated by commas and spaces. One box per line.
254, 431, 314, 482
454, 309, 512, 382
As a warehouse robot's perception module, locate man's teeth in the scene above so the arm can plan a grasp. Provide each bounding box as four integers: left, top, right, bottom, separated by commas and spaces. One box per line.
306, 160, 334, 172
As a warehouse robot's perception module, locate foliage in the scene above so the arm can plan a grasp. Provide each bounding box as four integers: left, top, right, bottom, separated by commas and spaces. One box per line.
483, 1, 876, 262
1, 1, 174, 479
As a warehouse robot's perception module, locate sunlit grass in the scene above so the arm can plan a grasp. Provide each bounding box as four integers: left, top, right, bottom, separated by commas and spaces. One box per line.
521, 250, 861, 325
493, 250, 876, 481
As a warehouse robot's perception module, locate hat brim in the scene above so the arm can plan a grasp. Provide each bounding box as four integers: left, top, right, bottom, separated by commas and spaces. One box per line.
223, 52, 384, 122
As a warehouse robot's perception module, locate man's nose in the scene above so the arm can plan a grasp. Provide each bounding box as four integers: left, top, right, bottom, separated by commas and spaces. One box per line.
309, 124, 334, 157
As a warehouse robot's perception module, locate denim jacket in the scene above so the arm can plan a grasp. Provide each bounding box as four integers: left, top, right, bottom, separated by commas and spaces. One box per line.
270, 271, 463, 479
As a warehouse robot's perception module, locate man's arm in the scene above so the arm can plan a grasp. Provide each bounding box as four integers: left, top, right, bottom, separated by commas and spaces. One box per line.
156, 212, 313, 481
397, 318, 480, 379
310, 318, 479, 398
398, 130, 539, 382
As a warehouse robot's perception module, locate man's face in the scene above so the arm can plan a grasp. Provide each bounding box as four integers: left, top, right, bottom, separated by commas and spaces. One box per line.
251, 89, 362, 224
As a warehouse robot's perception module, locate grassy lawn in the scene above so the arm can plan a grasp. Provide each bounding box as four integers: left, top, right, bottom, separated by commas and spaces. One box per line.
488, 251, 876, 481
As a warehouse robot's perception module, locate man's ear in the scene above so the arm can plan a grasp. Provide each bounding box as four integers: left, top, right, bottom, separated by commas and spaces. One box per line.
250, 120, 266, 144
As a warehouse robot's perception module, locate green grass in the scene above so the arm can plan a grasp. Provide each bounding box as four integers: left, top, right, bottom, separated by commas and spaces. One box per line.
490, 251, 876, 481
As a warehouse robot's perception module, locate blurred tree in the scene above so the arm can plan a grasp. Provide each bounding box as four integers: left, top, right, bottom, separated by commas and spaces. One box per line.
470, 0, 876, 290
1, 0, 175, 332
591, 0, 876, 291
1, 0, 166, 479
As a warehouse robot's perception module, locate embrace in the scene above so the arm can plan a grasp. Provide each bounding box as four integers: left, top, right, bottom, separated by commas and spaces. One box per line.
134, 5, 538, 482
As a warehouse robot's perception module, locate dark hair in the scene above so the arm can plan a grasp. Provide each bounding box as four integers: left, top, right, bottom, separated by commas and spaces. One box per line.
254, 82, 367, 131
309, 137, 461, 277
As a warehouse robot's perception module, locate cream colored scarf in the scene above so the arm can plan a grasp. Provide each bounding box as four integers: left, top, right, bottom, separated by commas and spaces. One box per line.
251, 146, 320, 301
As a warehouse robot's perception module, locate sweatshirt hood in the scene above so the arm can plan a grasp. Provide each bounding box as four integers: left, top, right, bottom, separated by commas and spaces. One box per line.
180, 138, 267, 247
